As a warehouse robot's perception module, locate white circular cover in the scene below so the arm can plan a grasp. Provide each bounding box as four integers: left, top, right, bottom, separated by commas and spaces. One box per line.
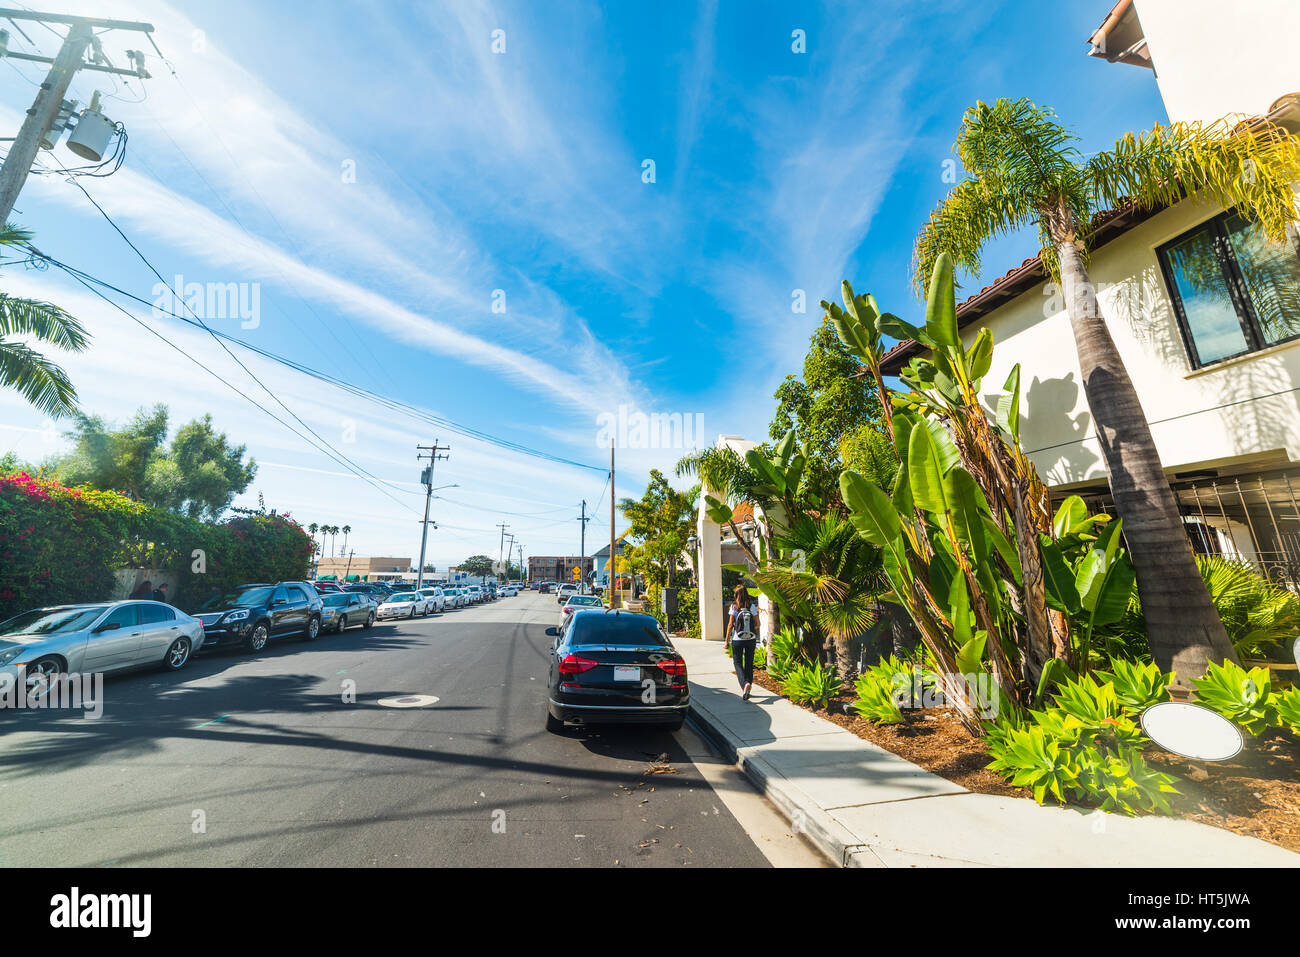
377, 694, 440, 708
1140, 702, 1243, 761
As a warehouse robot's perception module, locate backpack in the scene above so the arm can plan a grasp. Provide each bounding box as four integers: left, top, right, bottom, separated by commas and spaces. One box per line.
733, 606, 756, 641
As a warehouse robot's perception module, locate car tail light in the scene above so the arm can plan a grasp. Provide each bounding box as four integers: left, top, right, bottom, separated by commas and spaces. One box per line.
558, 654, 598, 675
658, 657, 687, 677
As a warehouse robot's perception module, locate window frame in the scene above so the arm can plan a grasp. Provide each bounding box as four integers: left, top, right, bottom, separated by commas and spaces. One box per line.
1157, 208, 1300, 370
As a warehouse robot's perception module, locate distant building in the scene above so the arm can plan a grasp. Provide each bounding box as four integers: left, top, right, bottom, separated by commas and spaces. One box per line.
315, 556, 412, 582
528, 555, 593, 583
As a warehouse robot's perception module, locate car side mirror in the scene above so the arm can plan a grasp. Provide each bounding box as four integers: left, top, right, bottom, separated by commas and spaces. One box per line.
545, 626, 559, 637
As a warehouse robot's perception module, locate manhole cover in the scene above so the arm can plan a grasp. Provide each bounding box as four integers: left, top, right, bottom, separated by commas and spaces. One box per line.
377, 694, 440, 708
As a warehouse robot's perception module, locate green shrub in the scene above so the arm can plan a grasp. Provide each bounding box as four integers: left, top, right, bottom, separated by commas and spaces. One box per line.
1191, 660, 1275, 735
753, 645, 767, 671
1094, 658, 1172, 715
1274, 687, 1300, 735
985, 673, 1180, 815
1111, 555, 1300, 660
767, 625, 803, 679
851, 671, 904, 724
783, 661, 842, 709
0, 471, 313, 618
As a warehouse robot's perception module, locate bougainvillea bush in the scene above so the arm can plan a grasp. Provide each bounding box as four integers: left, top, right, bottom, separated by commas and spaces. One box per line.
0, 471, 313, 619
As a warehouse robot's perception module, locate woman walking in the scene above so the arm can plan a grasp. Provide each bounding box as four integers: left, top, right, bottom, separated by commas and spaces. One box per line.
727, 584, 759, 700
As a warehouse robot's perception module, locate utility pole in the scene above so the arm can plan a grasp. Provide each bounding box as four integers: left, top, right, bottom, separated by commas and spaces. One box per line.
609, 443, 617, 609
0, 9, 156, 225
416, 441, 449, 590
577, 499, 590, 593
495, 522, 510, 583
517, 543, 525, 585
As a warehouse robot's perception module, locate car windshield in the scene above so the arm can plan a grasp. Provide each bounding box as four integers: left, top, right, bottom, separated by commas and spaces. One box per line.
322, 595, 350, 607
388, 593, 416, 602
0, 606, 105, 637
566, 596, 602, 607
199, 586, 272, 610
569, 614, 670, 647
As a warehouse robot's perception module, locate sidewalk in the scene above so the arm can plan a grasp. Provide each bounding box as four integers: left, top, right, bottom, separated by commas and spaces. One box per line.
675, 636, 1299, 868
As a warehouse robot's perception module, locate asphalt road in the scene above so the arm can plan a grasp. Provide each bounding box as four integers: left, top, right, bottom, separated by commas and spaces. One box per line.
0, 592, 823, 867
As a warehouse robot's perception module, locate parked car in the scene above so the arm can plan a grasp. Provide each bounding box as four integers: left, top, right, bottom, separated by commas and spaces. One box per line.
0, 601, 205, 692
545, 609, 688, 732
538, 582, 553, 594
377, 591, 423, 620
417, 587, 446, 612
313, 581, 344, 594
320, 592, 376, 632
194, 582, 324, 652
345, 583, 389, 601
556, 582, 580, 605
465, 585, 482, 603
559, 593, 604, 627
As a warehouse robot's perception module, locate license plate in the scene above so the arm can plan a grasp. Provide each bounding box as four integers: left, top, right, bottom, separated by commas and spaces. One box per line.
613, 666, 640, 682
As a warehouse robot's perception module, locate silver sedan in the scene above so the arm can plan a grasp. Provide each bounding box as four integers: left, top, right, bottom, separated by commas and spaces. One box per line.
0, 601, 205, 695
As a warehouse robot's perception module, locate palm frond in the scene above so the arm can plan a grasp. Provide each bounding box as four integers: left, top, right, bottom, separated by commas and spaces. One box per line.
1085, 119, 1300, 243
0, 294, 90, 350
0, 338, 80, 418
913, 174, 1040, 297
0, 223, 34, 248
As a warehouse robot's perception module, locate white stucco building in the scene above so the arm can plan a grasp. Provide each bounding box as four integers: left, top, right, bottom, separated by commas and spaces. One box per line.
881, 0, 1300, 587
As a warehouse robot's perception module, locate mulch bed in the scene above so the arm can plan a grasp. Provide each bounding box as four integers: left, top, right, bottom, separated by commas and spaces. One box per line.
748, 667, 1300, 854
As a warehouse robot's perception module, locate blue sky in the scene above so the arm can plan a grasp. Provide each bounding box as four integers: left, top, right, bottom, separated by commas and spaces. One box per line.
0, 0, 1167, 569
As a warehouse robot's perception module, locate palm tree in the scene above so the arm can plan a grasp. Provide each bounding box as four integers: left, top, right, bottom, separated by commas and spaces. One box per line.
329, 525, 339, 557
914, 98, 1300, 683
341, 524, 351, 554
1, 225, 90, 417
307, 523, 320, 573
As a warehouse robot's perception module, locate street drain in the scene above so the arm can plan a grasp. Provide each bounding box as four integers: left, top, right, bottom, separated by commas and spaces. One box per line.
377, 695, 440, 708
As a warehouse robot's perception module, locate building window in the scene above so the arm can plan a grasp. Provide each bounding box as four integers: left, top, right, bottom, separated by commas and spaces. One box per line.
1157, 210, 1300, 368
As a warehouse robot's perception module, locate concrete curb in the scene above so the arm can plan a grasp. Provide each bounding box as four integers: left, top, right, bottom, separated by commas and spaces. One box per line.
686, 692, 876, 868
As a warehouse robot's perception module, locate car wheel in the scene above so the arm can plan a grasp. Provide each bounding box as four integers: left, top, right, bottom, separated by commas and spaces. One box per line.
24, 656, 66, 699
304, 615, 322, 641
545, 709, 564, 733
163, 636, 192, 671
364, 611, 375, 629
246, 622, 269, 652
408, 606, 416, 619
337, 615, 347, 633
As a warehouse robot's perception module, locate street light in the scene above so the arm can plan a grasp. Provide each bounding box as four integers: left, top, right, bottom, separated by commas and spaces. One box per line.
416, 483, 459, 588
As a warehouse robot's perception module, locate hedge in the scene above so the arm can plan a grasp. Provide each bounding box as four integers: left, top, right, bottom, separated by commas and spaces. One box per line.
0, 471, 314, 619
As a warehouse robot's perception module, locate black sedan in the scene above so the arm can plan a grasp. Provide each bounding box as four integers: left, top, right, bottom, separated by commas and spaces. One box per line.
545, 608, 689, 732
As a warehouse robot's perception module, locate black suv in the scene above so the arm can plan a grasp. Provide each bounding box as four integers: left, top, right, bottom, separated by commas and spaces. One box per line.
194, 582, 324, 652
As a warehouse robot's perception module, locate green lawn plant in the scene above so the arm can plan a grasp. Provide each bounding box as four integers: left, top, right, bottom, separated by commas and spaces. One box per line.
1190, 660, 1275, 736
985, 671, 1180, 815
782, 660, 842, 710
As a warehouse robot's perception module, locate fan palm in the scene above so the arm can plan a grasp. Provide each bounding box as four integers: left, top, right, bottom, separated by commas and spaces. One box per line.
914, 98, 1300, 683
0, 225, 89, 418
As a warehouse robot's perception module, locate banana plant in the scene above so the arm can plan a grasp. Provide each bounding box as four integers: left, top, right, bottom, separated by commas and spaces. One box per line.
829, 254, 1078, 716
1039, 495, 1136, 674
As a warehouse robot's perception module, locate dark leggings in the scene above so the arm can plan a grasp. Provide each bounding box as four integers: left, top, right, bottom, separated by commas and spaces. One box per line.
731, 639, 756, 688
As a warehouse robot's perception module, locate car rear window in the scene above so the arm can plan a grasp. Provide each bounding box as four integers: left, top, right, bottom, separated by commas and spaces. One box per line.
568, 614, 670, 647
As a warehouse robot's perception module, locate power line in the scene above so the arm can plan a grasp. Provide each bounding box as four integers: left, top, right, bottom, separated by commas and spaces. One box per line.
45, 252, 422, 515
36, 171, 420, 504
20, 245, 608, 473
